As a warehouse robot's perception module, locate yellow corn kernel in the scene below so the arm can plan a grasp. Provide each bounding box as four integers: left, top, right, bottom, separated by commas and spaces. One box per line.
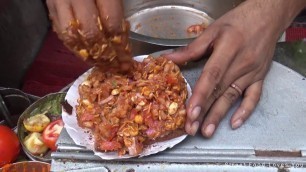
111, 35, 122, 44
79, 49, 89, 59
134, 115, 143, 124
142, 87, 151, 96
111, 89, 120, 96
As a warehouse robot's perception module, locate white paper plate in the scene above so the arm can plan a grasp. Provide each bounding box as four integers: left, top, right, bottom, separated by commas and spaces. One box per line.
62, 55, 192, 160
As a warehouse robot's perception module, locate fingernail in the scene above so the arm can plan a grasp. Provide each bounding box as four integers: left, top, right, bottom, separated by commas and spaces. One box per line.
190, 106, 201, 121
235, 109, 246, 118
204, 124, 215, 137
189, 121, 199, 136
232, 119, 243, 129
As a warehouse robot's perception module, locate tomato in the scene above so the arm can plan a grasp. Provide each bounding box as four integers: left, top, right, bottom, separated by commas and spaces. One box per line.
166, 75, 178, 85
42, 119, 64, 151
0, 125, 20, 167
99, 141, 122, 151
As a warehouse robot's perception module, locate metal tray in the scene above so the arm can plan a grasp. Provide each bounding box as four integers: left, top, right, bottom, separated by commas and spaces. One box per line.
51, 52, 306, 171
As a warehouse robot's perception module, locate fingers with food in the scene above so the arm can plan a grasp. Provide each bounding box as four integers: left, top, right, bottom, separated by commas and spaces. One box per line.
46, 0, 132, 70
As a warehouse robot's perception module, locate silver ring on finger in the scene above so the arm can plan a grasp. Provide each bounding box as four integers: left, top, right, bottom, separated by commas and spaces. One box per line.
230, 83, 243, 96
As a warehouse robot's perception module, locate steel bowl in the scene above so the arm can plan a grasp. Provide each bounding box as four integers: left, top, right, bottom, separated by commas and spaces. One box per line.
17, 93, 66, 162
124, 0, 245, 55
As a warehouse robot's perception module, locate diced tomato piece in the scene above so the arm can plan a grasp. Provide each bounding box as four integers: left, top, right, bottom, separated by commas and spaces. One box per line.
129, 109, 137, 120
166, 75, 178, 85
99, 141, 122, 151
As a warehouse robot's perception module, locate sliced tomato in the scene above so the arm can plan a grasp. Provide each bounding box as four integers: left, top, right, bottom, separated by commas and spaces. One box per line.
42, 119, 64, 151
99, 141, 122, 151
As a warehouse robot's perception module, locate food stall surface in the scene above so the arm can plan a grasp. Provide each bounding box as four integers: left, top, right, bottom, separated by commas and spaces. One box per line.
51, 44, 306, 171
0, 0, 305, 171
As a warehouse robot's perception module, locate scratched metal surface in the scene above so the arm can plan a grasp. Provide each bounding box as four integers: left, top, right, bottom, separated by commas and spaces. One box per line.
51, 46, 306, 171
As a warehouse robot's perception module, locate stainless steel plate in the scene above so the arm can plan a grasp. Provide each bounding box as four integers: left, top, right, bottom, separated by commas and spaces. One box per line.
128, 5, 213, 40
124, 0, 244, 55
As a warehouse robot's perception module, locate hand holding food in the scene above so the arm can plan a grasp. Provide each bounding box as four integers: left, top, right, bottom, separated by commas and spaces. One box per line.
46, 0, 132, 70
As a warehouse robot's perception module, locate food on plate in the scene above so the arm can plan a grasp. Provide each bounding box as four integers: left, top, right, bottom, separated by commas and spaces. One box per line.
187, 23, 206, 34
0, 125, 20, 167
23, 112, 50, 132
76, 56, 188, 156
42, 119, 64, 151
23, 132, 49, 155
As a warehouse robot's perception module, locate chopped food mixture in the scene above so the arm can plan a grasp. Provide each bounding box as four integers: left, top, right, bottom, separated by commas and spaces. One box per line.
187, 24, 206, 34
76, 56, 188, 156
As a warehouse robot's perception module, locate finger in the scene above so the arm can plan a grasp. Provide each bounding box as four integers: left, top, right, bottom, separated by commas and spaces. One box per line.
185, 36, 241, 135
46, 0, 60, 33
70, 0, 116, 63
199, 74, 252, 137
96, 0, 125, 34
163, 28, 216, 65
96, 0, 132, 64
52, 0, 74, 39
230, 80, 263, 129
71, 0, 102, 44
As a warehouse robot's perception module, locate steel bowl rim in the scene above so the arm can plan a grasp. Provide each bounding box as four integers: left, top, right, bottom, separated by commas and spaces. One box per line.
129, 31, 194, 46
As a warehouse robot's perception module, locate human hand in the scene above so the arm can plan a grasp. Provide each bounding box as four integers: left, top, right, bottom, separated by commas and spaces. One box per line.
165, 0, 306, 137
46, 0, 132, 69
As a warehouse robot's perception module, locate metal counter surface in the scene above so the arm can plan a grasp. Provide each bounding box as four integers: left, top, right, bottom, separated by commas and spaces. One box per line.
51, 42, 306, 172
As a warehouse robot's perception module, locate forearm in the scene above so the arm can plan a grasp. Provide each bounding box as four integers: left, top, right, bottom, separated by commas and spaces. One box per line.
235, 0, 306, 41
273, 0, 306, 29
253, 0, 305, 27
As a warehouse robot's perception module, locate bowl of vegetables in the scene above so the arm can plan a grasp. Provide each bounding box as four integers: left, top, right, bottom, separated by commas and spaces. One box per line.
17, 93, 66, 162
